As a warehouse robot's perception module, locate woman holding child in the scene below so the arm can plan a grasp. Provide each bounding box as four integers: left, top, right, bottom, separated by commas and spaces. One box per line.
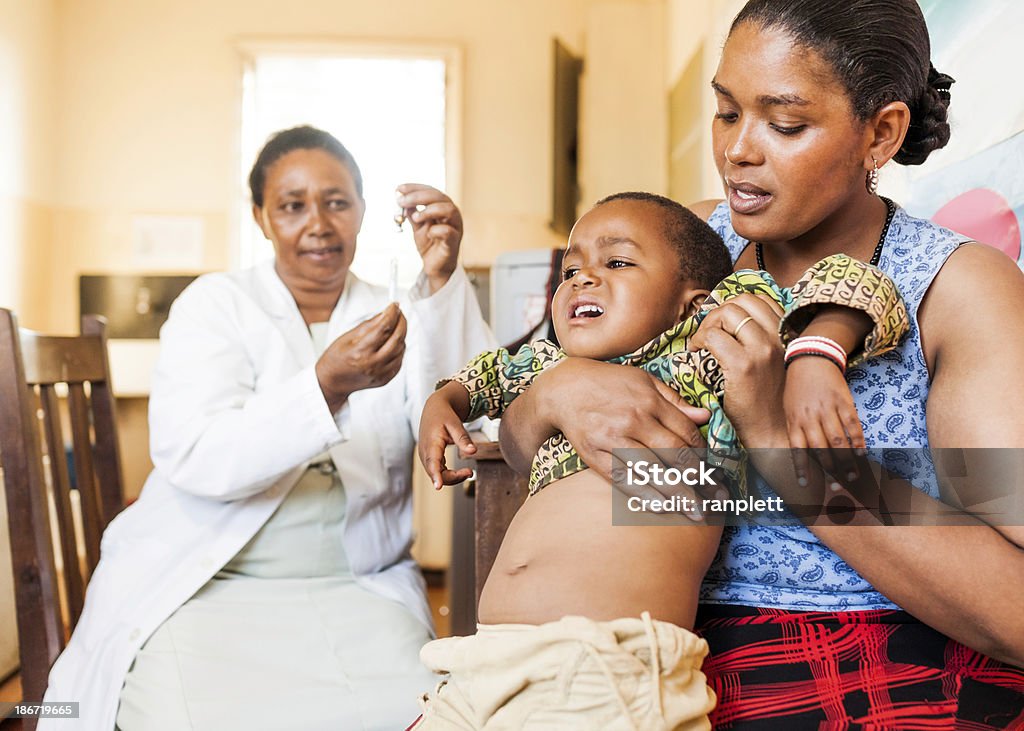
416, 189, 902, 729
500, 0, 1024, 727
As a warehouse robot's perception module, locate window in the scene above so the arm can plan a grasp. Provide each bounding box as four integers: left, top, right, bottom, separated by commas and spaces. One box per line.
237, 42, 461, 289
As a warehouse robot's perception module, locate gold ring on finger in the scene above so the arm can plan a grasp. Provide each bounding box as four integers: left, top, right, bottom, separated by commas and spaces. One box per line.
732, 316, 754, 338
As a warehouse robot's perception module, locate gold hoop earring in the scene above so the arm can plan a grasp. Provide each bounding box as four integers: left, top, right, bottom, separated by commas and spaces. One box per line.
866, 157, 879, 195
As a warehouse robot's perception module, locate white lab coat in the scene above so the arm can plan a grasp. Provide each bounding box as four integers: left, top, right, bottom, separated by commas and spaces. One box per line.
41, 261, 494, 730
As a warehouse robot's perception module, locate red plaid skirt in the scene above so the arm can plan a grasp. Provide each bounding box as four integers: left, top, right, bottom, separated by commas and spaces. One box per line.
696, 605, 1024, 730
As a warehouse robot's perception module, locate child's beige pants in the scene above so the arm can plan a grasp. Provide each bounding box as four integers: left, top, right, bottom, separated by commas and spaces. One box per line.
411, 613, 715, 730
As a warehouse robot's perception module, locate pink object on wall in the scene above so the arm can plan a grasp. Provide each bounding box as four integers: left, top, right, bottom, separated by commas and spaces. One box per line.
931, 188, 1021, 260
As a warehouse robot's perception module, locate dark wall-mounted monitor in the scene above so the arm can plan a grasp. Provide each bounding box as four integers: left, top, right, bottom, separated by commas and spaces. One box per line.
80, 274, 197, 339
551, 38, 583, 236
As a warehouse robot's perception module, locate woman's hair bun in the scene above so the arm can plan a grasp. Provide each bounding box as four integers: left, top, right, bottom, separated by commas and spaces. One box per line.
896, 63, 955, 166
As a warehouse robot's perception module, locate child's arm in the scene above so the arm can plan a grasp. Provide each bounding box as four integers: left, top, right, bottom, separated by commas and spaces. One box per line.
784, 306, 870, 485
418, 339, 563, 489
781, 254, 909, 484
418, 381, 477, 490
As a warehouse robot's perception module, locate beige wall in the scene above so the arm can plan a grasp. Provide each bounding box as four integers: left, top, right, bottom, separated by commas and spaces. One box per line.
0, 0, 57, 330
37, 0, 670, 333
7, 0, 679, 497
7, 0, 728, 331
580, 0, 667, 204
34, 0, 663, 329
665, 0, 745, 203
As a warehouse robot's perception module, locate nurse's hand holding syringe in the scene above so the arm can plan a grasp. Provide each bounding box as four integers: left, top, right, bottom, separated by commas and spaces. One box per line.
313, 182, 462, 411
315, 303, 407, 413
395, 183, 464, 294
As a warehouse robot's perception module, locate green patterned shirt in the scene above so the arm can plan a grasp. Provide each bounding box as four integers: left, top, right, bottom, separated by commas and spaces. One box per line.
443, 254, 908, 498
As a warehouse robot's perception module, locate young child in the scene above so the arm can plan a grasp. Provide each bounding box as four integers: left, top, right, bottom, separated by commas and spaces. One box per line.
412, 192, 908, 730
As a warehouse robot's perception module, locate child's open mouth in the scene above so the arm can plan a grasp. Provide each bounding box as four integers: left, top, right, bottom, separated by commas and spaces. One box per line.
570, 302, 605, 320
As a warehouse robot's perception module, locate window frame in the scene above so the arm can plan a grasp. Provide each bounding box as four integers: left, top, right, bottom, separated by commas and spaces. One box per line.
232, 38, 464, 270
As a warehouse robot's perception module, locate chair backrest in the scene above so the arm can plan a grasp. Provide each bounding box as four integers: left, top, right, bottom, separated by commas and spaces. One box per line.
0, 308, 125, 714
471, 442, 529, 607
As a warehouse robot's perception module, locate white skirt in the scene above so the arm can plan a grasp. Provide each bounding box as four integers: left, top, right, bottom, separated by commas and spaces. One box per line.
116, 465, 434, 730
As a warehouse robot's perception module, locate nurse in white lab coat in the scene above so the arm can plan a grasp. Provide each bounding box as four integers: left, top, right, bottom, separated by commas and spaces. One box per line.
41, 126, 494, 730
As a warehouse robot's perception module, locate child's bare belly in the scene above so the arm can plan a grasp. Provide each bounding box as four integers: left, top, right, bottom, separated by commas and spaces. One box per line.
477, 469, 722, 629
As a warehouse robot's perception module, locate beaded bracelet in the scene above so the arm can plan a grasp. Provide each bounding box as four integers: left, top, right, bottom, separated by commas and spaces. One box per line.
784, 335, 847, 373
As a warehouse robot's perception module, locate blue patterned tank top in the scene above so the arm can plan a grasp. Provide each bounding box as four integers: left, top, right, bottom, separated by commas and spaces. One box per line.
701, 201, 966, 610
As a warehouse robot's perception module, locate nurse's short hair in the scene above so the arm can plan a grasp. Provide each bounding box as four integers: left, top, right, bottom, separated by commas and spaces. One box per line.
248, 125, 363, 208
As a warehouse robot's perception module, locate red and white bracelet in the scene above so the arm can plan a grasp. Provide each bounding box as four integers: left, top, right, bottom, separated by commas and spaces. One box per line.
784, 335, 848, 373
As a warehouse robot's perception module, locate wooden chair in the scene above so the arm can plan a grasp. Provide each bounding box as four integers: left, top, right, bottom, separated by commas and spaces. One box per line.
0, 308, 125, 724
467, 442, 529, 607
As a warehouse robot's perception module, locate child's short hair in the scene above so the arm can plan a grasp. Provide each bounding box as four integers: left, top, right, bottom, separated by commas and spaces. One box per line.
595, 192, 733, 290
